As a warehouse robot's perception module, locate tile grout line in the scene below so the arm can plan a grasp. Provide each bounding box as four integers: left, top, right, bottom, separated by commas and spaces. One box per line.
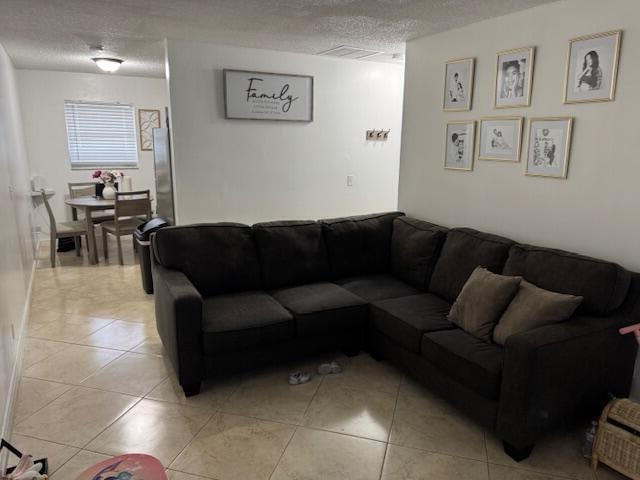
164, 382, 243, 473
484, 429, 491, 479
378, 371, 403, 480
485, 460, 589, 480
165, 408, 219, 472
12, 380, 74, 429
300, 371, 325, 418
268, 425, 298, 480
75, 395, 146, 453
49, 448, 89, 477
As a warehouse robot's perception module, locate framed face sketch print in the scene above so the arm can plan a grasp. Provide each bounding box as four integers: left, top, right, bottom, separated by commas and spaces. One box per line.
478, 117, 523, 162
444, 120, 475, 171
563, 30, 622, 104
525, 117, 573, 179
443, 58, 475, 111
495, 47, 535, 108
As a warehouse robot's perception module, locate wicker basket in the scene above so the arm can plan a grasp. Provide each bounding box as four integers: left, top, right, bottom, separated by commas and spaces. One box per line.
593, 398, 640, 479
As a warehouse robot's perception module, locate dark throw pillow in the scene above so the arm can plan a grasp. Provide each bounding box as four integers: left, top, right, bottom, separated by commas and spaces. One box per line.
448, 266, 522, 339
493, 280, 583, 345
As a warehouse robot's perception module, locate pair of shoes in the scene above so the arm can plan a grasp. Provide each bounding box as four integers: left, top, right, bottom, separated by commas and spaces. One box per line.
317, 360, 343, 375
288, 371, 312, 385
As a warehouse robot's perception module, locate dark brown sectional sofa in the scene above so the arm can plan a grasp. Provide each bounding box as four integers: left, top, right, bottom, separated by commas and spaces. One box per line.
150, 212, 639, 461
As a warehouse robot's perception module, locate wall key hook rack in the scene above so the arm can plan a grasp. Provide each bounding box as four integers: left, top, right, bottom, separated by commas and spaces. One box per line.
366, 129, 390, 141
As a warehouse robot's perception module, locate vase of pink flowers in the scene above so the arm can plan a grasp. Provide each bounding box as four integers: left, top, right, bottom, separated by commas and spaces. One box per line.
92, 170, 123, 199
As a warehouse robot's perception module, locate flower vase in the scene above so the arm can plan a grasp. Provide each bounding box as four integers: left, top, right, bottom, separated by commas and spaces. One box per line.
102, 182, 116, 199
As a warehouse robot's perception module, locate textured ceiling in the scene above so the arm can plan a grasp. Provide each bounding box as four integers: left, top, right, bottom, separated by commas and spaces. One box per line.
0, 0, 557, 77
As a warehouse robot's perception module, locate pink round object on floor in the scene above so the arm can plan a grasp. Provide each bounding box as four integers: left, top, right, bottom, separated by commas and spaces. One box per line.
74, 453, 167, 480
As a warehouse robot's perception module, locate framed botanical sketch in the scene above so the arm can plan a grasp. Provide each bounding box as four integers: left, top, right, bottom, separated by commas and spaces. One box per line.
495, 47, 535, 108
478, 117, 523, 162
525, 117, 573, 179
444, 120, 475, 171
563, 30, 622, 104
443, 58, 475, 111
138, 109, 161, 151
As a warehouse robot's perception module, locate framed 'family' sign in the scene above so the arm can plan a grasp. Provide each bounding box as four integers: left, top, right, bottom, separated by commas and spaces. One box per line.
223, 69, 314, 122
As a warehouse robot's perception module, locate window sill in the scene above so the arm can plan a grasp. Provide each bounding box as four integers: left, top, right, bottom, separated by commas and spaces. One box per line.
70, 165, 140, 171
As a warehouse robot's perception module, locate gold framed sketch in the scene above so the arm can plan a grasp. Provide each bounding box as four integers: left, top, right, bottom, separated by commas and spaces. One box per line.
563, 30, 622, 104
138, 109, 161, 151
494, 47, 535, 109
444, 120, 475, 171
524, 117, 573, 179
443, 57, 475, 111
478, 116, 523, 162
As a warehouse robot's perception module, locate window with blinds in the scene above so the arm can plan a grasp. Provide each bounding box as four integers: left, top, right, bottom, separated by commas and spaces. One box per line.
64, 101, 138, 168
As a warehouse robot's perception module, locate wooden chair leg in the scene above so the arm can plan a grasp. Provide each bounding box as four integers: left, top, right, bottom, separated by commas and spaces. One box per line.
74, 236, 81, 256
102, 228, 109, 259
116, 235, 124, 266
50, 236, 56, 268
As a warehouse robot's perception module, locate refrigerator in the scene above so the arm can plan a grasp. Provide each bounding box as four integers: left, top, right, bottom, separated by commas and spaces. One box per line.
152, 121, 176, 226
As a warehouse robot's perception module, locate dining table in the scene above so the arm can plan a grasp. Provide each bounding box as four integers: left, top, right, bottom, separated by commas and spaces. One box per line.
64, 195, 117, 265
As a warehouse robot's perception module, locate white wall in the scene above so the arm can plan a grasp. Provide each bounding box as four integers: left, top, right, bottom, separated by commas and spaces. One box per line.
17, 70, 168, 232
166, 40, 404, 225
0, 44, 34, 438
399, 0, 640, 272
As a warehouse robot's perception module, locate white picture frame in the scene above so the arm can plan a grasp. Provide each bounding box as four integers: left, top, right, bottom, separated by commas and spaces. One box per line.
443, 58, 475, 112
478, 117, 523, 162
495, 47, 535, 109
525, 117, 573, 179
224, 69, 314, 122
444, 120, 475, 171
563, 30, 622, 104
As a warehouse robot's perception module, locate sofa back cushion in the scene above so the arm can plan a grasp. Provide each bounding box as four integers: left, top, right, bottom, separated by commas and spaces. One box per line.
152, 223, 261, 296
320, 212, 403, 278
390, 216, 447, 289
430, 228, 514, 302
503, 244, 631, 315
253, 220, 330, 289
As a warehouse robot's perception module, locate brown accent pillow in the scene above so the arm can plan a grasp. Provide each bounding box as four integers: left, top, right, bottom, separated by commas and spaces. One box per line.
448, 266, 522, 339
493, 280, 583, 345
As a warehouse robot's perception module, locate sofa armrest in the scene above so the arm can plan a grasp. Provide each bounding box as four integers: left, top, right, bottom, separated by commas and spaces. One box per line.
153, 262, 204, 389
496, 313, 637, 448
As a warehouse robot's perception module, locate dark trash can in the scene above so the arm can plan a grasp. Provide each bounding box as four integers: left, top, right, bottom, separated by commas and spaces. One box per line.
135, 217, 169, 294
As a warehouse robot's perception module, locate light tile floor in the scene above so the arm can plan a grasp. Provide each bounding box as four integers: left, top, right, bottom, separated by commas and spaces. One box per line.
7, 239, 627, 479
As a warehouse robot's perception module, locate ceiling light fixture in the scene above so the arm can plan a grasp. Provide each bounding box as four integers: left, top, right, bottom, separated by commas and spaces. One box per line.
92, 57, 123, 73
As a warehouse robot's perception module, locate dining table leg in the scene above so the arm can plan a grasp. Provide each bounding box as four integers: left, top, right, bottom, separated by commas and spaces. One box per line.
84, 207, 98, 264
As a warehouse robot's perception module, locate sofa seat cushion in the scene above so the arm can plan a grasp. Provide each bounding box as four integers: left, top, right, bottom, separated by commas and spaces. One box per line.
430, 228, 514, 302
272, 282, 368, 337
336, 274, 419, 302
202, 291, 294, 354
421, 329, 504, 400
370, 293, 455, 353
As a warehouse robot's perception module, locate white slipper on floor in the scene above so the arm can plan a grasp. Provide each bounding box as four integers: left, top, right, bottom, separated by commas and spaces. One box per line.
288, 371, 312, 385
329, 360, 343, 374
317, 360, 343, 375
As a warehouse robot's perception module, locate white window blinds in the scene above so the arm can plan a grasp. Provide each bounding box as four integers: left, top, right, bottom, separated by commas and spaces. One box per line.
64, 101, 138, 167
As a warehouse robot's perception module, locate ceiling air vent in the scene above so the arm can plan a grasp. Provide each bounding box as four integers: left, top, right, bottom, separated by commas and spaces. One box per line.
316, 45, 382, 60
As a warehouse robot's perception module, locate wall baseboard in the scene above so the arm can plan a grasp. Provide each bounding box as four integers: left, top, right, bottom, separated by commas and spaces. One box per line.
0, 253, 37, 441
